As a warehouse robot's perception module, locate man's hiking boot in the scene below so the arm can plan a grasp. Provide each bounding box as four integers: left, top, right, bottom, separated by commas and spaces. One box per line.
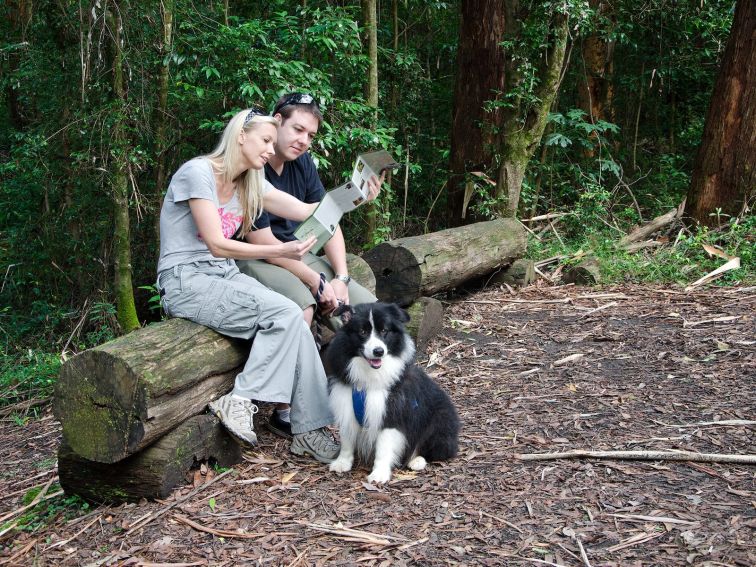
208, 393, 259, 446
290, 427, 340, 464
267, 412, 293, 439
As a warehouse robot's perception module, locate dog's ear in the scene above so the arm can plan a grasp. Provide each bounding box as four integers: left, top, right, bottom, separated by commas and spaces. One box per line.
334, 303, 354, 324
387, 303, 410, 324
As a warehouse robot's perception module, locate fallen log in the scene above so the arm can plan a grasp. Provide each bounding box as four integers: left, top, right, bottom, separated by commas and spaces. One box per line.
58, 414, 242, 502
53, 318, 248, 463
516, 449, 756, 465
363, 219, 526, 305
345, 253, 376, 295
489, 259, 536, 287
562, 256, 601, 285
619, 201, 684, 248
405, 297, 444, 351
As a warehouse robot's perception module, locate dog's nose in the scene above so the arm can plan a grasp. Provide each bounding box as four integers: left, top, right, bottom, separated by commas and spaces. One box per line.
372, 346, 384, 358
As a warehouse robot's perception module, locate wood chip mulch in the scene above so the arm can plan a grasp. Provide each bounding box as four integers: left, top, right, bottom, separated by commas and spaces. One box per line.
1, 283, 754, 566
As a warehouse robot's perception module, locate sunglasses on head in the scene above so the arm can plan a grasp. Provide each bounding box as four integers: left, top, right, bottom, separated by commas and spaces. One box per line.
243, 107, 267, 126
273, 93, 318, 116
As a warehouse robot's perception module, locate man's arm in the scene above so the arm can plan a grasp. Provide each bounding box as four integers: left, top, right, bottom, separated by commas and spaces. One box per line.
323, 173, 385, 305
245, 227, 339, 312
322, 226, 350, 304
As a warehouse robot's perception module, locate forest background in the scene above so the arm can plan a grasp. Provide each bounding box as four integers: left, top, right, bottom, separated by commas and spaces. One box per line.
1, 0, 753, 405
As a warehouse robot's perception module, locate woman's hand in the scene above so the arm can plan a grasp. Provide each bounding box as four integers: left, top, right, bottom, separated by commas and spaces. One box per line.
278, 236, 317, 260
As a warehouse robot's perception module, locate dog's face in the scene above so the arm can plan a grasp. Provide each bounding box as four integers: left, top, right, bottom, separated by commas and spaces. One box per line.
335, 303, 412, 371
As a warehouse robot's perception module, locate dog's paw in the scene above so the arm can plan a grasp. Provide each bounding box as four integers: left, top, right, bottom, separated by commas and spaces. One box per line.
329, 457, 353, 473
408, 456, 427, 471
367, 466, 392, 484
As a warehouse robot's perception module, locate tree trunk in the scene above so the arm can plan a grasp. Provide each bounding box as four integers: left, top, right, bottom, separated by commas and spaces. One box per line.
362, 0, 380, 244
685, 0, 756, 227
363, 219, 526, 305
447, 0, 506, 227
108, 4, 140, 333
496, 12, 569, 217
58, 414, 242, 502
53, 318, 249, 463
577, 0, 614, 125
153, 0, 175, 248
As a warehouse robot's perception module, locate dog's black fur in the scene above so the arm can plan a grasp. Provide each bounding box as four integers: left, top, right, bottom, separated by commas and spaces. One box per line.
326, 302, 459, 483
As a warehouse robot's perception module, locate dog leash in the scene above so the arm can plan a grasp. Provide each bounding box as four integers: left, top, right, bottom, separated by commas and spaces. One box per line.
314, 273, 347, 351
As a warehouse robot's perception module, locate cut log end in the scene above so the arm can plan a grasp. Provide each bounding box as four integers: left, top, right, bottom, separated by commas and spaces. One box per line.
405, 297, 444, 351
54, 349, 145, 464
363, 245, 422, 306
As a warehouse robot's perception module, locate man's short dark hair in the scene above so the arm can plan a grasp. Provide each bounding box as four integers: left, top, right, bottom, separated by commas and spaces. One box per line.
273, 92, 323, 126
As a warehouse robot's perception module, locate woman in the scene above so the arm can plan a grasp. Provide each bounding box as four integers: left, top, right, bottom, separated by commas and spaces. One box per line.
156, 108, 339, 464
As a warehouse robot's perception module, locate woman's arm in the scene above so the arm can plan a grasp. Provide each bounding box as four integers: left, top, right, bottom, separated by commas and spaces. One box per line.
189, 198, 315, 260
262, 188, 318, 221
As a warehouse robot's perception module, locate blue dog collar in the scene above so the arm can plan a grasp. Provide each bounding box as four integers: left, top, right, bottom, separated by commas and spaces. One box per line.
352, 388, 367, 426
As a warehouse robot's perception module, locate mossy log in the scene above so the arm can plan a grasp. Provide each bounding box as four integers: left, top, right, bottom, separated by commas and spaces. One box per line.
53, 318, 248, 463
562, 256, 601, 285
363, 219, 526, 305
345, 253, 376, 295
406, 297, 444, 351
58, 414, 242, 502
489, 259, 536, 287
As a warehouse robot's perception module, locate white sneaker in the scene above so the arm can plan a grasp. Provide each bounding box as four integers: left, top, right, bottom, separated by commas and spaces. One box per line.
208, 393, 258, 446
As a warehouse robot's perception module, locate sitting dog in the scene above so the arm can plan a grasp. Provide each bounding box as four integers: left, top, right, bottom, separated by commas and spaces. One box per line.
326, 302, 459, 483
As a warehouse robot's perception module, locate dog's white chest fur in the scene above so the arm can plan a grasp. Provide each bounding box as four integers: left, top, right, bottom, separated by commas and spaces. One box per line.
330, 381, 389, 459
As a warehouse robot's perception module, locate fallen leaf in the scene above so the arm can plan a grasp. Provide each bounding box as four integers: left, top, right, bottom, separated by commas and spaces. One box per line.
554, 353, 585, 366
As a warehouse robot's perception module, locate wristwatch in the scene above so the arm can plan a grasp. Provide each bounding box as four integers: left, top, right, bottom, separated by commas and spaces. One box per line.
334, 274, 351, 284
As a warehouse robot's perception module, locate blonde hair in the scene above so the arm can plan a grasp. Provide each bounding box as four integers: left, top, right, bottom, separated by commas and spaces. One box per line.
205, 109, 278, 237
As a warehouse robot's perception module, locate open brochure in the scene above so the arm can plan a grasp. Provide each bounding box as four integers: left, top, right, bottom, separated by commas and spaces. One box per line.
294, 150, 400, 253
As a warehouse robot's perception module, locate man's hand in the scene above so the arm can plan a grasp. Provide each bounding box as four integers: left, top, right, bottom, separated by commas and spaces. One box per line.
330, 278, 350, 306
310, 276, 339, 313
365, 172, 385, 202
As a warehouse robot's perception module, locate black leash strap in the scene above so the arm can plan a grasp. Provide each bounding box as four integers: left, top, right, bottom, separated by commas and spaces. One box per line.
314, 273, 328, 351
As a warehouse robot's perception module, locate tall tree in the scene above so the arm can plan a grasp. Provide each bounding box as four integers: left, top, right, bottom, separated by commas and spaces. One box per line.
107, 1, 140, 333
685, 0, 755, 227
447, 0, 506, 226
577, 0, 614, 153
153, 0, 175, 245
495, 3, 570, 217
362, 0, 380, 241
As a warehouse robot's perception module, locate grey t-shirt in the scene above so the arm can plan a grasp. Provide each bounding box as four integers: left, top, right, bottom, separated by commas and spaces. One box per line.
157, 158, 271, 273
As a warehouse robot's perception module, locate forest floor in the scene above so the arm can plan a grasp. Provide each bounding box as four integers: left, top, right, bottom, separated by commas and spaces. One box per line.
1, 283, 754, 566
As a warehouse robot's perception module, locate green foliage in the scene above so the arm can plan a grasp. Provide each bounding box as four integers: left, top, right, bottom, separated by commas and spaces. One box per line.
0, 349, 60, 408
6, 487, 90, 535
527, 214, 755, 286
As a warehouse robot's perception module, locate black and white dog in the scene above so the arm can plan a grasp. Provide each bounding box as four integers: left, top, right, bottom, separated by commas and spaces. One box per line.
326, 302, 459, 484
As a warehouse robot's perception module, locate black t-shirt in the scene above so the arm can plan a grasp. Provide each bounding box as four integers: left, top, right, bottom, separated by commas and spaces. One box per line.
254, 153, 325, 241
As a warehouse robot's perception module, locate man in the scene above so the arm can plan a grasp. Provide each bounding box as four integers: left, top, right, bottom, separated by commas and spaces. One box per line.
236, 93, 381, 438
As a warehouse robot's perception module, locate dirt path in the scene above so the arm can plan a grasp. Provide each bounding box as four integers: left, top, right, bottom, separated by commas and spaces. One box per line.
1, 284, 754, 566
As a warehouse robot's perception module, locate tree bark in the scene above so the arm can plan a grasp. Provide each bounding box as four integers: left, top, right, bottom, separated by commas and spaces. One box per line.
362, 0, 380, 244
577, 0, 614, 126
53, 318, 249, 463
496, 11, 569, 217
107, 3, 140, 333
363, 219, 526, 305
685, 0, 756, 227
58, 414, 242, 502
447, 0, 506, 226
153, 0, 175, 248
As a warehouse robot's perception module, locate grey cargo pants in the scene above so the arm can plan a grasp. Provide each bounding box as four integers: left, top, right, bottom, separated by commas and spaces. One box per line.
157, 259, 332, 434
